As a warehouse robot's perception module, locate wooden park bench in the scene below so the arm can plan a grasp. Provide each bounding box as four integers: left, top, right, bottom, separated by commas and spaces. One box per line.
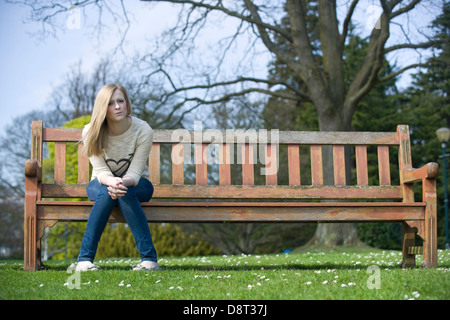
24, 121, 438, 270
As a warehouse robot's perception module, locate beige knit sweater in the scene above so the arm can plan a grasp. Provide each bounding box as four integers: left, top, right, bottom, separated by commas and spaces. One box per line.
82, 116, 153, 186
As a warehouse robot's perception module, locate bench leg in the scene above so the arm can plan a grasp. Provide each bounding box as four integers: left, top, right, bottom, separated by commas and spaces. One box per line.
401, 222, 416, 268
24, 219, 53, 270
24, 215, 37, 271
24, 175, 38, 271
422, 205, 437, 267
36, 220, 57, 270
422, 179, 438, 268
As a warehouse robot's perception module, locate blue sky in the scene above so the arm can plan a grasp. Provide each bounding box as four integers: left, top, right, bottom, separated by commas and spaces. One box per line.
0, 1, 440, 132
0, 1, 93, 129
0, 0, 175, 130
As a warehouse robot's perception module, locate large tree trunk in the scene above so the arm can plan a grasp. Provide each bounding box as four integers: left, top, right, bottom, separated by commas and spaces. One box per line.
305, 100, 362, 247
306, 223, 362, 247
286, 0, 368, 248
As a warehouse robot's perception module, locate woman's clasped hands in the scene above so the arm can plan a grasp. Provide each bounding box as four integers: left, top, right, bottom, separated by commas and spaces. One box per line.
105, 176, 128, 199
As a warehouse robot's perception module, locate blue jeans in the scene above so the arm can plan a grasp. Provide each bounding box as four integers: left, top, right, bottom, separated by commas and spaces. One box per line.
78, 177, 157, 263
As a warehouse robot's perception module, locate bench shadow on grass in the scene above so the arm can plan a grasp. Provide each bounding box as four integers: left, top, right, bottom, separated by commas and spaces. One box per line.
159, 262, 403, 272
37, 261, 410, 272
28, 250, 450, 272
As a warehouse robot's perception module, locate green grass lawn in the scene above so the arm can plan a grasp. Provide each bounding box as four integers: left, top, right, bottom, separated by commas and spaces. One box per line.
1, 248, 449, 300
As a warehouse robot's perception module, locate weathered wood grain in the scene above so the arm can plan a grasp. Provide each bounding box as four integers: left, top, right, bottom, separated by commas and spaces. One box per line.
37, 201, 425, 223
41, 184, 404, 199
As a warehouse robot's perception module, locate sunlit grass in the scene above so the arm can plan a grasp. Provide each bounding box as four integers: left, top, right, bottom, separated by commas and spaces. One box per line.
1, 248, 449, 300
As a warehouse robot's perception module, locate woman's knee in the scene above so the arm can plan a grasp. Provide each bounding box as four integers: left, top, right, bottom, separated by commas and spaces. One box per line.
86, 179, 111, 201
143, 179, 154, 198
132, 178, 154, 202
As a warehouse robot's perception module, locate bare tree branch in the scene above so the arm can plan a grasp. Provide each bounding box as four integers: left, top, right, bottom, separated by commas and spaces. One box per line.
378, 62, 428, 82
141, 0, 293, 43
385, 39, 444, 53
391, 0, 422, 18
158, 75, 311, 103
240, 0, 298, 70
341, 0, 359, 46
6, 0, 132, 50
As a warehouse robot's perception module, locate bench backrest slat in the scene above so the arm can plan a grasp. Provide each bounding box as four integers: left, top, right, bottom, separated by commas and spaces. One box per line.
153, 130, 399, 145
242, 144, 255, 185
172, 144, 184, 185
43, 128, 81, 142
196, 144, 208, 185
265, 144, 278, 185
40, 184, 403, 200
77, 143, 90, 183
333, 145, 346, 186
355, 145, 369, 186
54, 142, 66, 184
219, 144, 231, 185
149, 143, 160, 184
378, 145, 391, 186
288, 145, 301, 186
41, 127, 400, 145
310, 145, 324, 186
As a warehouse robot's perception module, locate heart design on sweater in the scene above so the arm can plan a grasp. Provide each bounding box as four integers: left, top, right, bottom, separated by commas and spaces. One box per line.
105, 153, 134, 177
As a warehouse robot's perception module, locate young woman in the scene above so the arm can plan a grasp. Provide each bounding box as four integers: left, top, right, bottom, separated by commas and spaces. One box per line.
76, 84, 159, 271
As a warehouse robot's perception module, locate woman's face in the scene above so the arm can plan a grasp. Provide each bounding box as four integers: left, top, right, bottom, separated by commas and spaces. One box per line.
106, 89, 128, 123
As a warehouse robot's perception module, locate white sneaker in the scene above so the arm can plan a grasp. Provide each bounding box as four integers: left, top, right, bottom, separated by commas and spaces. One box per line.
132, 261, 161, 271
75, 261, 100, 271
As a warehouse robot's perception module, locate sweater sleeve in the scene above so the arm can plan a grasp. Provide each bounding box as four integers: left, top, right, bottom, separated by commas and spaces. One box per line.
124, 122, 153, 186
89, 155, 114, 183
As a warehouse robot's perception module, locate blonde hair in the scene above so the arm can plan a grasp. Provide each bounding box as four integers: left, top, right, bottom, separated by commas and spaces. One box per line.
83, 84, 132, 157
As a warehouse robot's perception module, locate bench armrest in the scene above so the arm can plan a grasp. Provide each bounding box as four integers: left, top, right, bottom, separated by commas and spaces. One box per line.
402, 162, 439, 184
25, 159, 42, 181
